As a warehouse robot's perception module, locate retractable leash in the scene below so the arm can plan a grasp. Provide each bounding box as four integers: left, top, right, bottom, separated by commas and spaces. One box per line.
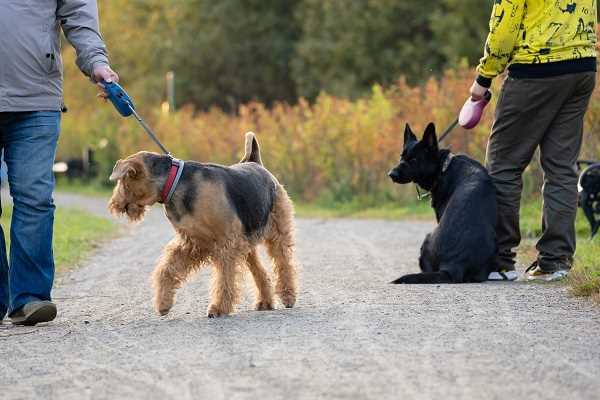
415, 90, 492, 200
101, 80, 184, 203
439, 90, 492, 143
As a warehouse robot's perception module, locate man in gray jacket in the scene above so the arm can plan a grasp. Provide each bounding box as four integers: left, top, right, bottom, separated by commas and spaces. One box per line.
0, 0, 118, 325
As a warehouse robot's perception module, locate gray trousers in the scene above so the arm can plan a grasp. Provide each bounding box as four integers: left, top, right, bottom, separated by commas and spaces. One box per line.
485, 72, 596, 271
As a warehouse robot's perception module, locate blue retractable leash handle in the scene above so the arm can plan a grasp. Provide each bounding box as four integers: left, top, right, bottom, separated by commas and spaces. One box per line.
102, 80, 135, 117
101, 80, 171, 155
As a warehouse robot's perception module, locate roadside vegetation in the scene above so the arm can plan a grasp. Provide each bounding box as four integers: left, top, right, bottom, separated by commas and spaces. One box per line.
520, 200, 600, 301
0, 206, 117, 274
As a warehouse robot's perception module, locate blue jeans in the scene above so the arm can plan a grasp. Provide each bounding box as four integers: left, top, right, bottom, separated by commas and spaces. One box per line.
0, 111, 60, 318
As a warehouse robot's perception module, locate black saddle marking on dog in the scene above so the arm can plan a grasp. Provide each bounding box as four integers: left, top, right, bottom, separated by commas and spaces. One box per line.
181, 180, 197, 215
199, 162, 276, 236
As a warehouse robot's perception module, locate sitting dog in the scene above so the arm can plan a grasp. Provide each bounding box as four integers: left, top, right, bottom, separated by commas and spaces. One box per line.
387, 123, 497, 283
108, 132, 298, 317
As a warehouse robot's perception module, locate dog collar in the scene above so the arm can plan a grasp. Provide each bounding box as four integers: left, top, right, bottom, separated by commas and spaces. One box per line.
416, 152, 454, 200
441, 153, 454, 173
160, 158, 185, 204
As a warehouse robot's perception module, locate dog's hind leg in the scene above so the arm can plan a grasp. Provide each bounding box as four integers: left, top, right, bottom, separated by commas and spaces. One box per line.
152, 238, 200, 315
265, 189, 298, 308
245, 247, 274, 311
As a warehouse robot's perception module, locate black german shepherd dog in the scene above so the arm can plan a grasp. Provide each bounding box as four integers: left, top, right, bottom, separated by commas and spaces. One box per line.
388, 123, 497, 283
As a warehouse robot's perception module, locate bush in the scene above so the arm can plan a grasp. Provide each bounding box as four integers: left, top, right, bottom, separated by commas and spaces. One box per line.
60, 58, 600, 204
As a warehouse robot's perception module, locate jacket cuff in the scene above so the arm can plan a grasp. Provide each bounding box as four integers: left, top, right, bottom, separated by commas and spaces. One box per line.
85, 56, 110, 82
476, 74, 493, 88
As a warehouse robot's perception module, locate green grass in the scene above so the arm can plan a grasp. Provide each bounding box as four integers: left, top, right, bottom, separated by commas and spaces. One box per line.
519, 199, 590, 239
54, 178, 113, 197
569, 239, 600, 301
295, 200, 432, 220
518, 198, 600, 301
0, 206, 117, 273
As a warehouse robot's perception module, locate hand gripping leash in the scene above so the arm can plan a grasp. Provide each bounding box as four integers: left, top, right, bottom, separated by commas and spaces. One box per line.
438, 90, 492, 143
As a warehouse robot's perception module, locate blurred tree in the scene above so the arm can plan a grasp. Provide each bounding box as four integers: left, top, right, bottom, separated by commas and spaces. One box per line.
172, 0, 300, 111
99, 0, 176, 104
431, 0, 492, 68
291, 0, 445, 100
62, 0, 499, 114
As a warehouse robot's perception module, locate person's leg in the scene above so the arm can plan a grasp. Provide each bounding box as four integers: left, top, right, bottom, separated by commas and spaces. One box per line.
486, 76, 567, 271
0, 117, 9, 319
0, 197, 8, 319
537, 72, 596, 272
2, 111, 60, 315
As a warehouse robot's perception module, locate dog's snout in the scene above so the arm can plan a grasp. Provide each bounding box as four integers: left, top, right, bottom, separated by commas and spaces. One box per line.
388, 169, 399, 180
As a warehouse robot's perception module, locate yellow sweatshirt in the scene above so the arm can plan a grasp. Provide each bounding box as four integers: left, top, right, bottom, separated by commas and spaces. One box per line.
477, 0, 597, 84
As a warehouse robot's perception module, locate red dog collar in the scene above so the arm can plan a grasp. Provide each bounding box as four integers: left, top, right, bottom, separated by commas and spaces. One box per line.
160, 158, 185, 203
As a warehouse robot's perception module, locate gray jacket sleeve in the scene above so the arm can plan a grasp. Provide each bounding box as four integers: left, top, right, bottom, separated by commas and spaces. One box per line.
56, 0, 109, 80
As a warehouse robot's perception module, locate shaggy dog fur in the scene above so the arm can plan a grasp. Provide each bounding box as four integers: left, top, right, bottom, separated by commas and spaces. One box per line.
108, 133, 299, 317
388, 123, 497, 283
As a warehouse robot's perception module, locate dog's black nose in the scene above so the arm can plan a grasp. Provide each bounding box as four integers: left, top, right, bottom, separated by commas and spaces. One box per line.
388, 169, 399, 180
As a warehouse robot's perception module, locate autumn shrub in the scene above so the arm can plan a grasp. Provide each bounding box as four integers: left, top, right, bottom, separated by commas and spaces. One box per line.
59, 64, 600, 207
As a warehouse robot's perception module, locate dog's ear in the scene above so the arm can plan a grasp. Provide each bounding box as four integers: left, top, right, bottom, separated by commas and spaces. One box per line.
403, 123, 417, 147
109, 159, 144, 181
423, 122, 438, 152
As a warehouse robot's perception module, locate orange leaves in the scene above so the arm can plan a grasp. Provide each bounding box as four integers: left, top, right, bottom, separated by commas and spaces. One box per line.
60, 64, 600, 202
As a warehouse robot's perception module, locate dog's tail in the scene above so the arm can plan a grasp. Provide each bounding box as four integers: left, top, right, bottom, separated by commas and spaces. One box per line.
240, 131, 262, 165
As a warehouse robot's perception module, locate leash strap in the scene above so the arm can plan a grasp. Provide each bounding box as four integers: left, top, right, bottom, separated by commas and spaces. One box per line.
438, 119, 458, 143
127, 104, 172, 156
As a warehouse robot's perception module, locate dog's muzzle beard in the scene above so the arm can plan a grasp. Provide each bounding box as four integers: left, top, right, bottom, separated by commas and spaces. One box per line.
108, 184, 149, 222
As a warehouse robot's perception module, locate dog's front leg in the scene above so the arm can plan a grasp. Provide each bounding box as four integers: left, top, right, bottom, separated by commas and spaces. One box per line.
152, 238, 196, 316
208, 251, 242, 318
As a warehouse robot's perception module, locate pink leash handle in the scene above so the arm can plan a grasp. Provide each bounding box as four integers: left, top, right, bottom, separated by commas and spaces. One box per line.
458, 90, 492, 129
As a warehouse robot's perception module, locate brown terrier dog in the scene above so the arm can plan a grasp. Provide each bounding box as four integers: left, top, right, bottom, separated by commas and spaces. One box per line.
108, 132, 299, 317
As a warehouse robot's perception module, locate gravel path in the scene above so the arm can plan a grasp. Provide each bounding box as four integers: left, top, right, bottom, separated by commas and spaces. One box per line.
1, 193, 599, 400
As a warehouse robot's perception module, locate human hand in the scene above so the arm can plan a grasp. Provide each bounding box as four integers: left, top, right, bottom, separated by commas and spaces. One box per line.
469, 80, 488, 101
92, 64, 119, 99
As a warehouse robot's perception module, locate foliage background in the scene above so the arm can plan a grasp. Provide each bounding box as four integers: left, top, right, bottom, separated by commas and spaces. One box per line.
58, 0, 600, 207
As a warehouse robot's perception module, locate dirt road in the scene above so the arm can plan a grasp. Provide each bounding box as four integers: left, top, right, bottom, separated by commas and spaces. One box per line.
1, 194, 599, 399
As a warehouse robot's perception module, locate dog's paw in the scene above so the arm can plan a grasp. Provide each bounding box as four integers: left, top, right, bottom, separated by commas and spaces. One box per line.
207, 304, 229, 318
279, 292, 296, 309
155, 304, 172, 316
255, 299, 274, 311
154, 297, 174, 316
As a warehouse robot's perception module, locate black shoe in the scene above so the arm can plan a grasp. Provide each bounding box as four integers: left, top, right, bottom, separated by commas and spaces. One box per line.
9, 301, 57, 326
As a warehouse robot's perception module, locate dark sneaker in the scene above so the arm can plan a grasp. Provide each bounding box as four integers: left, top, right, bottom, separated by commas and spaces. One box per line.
525, 261, 569, 282
10, 301, 57, 326
488, 269, 519, 281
